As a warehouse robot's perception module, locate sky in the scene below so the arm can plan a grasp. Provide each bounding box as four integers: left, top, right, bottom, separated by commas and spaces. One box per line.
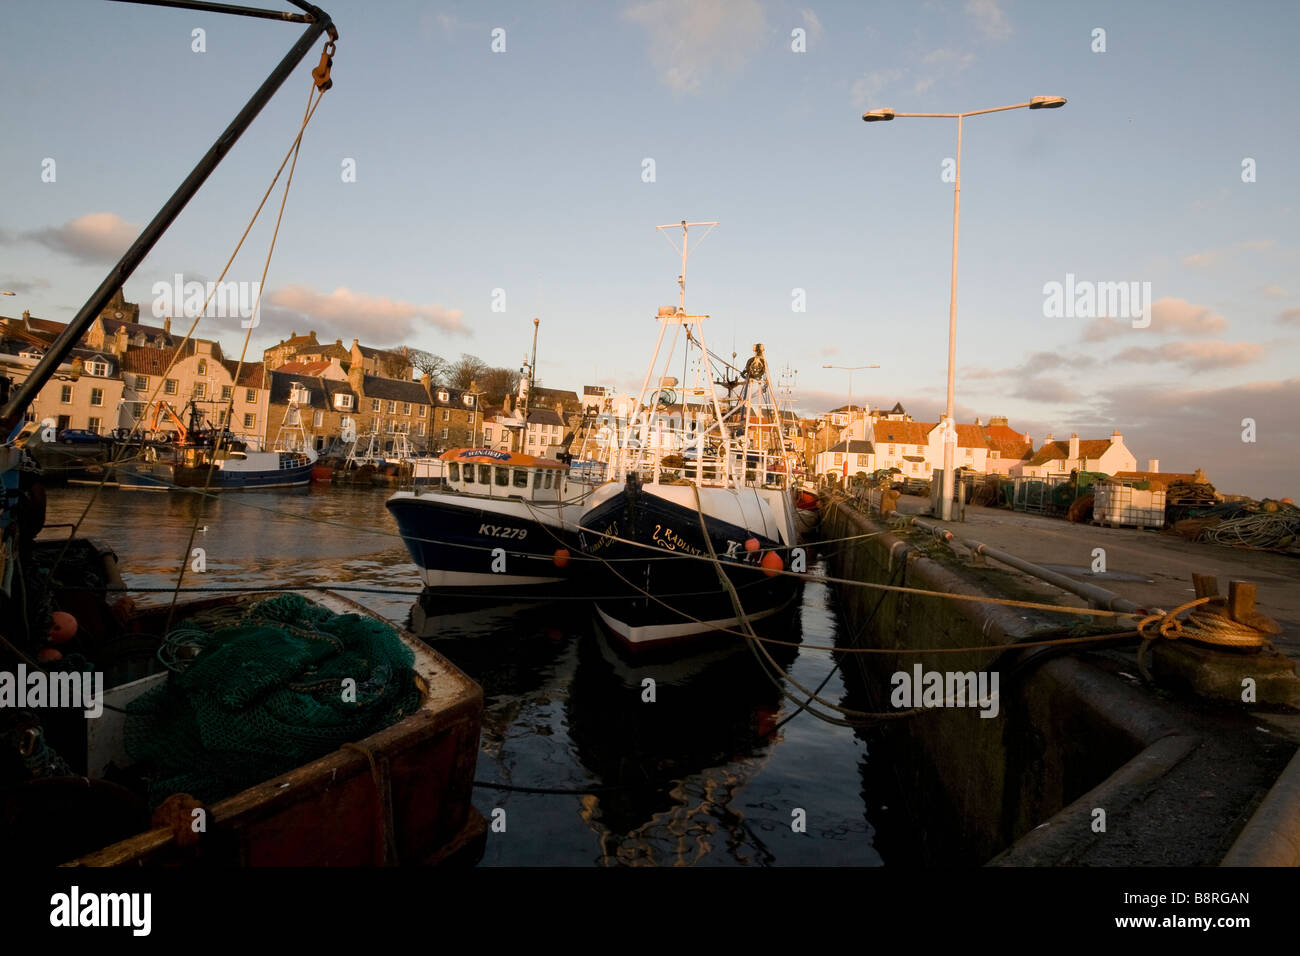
1, 0, 1297, 497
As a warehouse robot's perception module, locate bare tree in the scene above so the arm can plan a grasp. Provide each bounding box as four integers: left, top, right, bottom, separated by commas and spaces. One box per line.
449, 353, 490, 391
476, 366, 522, 407
401, 347, 450, 384
374, 348, 414, 380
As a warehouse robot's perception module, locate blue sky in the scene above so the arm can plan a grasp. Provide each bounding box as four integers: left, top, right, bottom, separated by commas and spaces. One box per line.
1, 0, 1297, 495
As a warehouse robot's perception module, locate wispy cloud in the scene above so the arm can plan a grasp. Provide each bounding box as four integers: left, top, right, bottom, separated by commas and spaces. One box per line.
1278, 308, 1300, 325
1113, 339, 1264, 370
0, 277, 51, 296
1081, 297, 1229, 341
265, 285, 468, 345
1261, 284, 1287, 298
965, 0, 1011, 41
21, 212, 138, 265
800, 8, 823, 44
624, 0, 767, 94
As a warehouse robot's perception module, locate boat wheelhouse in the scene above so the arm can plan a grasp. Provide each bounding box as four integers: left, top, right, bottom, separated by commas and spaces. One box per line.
387, 448, 587, 589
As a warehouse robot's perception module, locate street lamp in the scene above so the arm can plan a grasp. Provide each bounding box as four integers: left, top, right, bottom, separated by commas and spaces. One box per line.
862, 96, 1066, 519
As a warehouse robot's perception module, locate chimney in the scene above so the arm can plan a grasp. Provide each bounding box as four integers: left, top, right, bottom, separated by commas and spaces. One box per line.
336, 338, 343, 347
163, 316, 171, 334
1148, 459, 1159, 473
1068, 433, 1079, 461
974, 416, 982, 427
1111, 429, 1123, 444
1045, 432, 1054, 443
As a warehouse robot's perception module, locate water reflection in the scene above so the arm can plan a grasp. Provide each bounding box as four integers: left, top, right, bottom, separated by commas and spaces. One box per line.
43, 484, 891, 866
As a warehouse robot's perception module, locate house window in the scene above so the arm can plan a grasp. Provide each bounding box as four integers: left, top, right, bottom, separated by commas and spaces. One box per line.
193, 383, 206, 398
387, 401, 396, 414
221, 385, 233, 401
888, 444, 896, 456
245, 388, 256, 403
60, 385, 72, 404
90, 388, 104, 406
371, 399, 381, 413
87, 417, 101, 433
442, 409, 450, 421
335, 394, 353, 410
165, 379, 178, 395
438, 390, 449, 402
197, 359, 207, 375
402, 402, 411, 415
418, 422, 425, 436
965, 447, 973, 458
833, 453, 843, 466
128, 402, 146, 419
441, 428, 449, 439
133, 375, 148, 391
418, 405, 426, 417
244, 413, 255, 429
86, 360, 109, 377
857, 454, 869, 467
484, 427, 492, 442
912, 462, 919, 473
313, 411, 323, 428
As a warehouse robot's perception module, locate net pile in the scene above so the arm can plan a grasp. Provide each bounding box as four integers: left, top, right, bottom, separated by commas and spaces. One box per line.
126, 594, 420, 808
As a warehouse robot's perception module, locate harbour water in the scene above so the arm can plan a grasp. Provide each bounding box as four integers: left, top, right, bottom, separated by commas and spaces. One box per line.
44, 484, 905, 866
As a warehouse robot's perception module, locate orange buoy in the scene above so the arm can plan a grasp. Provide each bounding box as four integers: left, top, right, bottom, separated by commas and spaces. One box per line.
1283, 498, 1295, 505
37, 648, 63, 663
48, 611, 78, 644
744, 537, 760, 553
553, 548, 571, 568
760, 551, 784, 577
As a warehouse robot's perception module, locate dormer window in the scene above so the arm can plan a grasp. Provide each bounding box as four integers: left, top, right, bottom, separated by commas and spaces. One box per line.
438, 390, 449, 403
335, 393, 354, 410
85, 359, 110, 377
463, 394, 473, 406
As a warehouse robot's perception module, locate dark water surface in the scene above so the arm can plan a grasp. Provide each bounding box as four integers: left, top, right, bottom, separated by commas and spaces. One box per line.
45, 484, 895, 866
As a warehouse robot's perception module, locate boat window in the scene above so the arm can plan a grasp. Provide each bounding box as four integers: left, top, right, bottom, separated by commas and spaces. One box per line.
544, 471, 553, 489
478, 464, 492, 484
495, 466, 509, 486
463, 464, 475, 484
448, 462, 459, 482
513, 469, 529, 489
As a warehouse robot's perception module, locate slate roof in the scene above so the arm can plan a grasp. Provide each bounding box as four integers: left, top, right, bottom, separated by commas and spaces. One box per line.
826, 440, 874, 454
360, 374, 431, 404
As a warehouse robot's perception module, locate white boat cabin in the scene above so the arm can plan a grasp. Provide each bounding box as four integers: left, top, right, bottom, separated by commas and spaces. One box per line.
439, 449, 568, 502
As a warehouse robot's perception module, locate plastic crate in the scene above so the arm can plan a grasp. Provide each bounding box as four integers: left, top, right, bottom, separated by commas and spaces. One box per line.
1093, 482, 1166, 528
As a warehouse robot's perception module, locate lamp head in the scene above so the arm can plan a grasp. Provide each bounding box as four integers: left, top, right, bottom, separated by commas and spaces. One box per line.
862, 108, 895, 122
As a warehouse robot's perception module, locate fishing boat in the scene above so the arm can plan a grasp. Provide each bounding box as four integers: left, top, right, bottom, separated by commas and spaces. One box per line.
578, 222, 801, 647
118, 399, 316, 491
387, 448, 586, 588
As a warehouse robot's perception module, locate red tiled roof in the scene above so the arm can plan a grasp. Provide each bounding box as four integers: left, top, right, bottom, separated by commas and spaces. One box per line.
873, 420, 934, 446
120, 346, 186, 374
223, 360, 266, 388
277, 360, 331, 375
981, 423, 1033, 460
1029, 438, 1114, 466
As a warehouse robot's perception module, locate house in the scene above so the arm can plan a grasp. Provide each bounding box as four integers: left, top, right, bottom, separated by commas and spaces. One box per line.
264, 371, 355, 452
979, 416, 1035, 476
815, 439, 875, 479
1022, 431, 1137, 478
0, 327, 125, 436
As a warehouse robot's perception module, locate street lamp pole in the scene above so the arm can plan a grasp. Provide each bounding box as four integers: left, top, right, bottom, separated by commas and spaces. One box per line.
863, 96, 1065, 519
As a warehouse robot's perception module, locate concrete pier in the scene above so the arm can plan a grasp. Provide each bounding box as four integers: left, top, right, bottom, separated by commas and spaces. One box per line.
820, 491, 1300, 865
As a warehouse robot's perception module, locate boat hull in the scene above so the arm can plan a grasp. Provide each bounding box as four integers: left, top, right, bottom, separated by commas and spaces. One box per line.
578, 479, 799, 646
387, 491, 581, 589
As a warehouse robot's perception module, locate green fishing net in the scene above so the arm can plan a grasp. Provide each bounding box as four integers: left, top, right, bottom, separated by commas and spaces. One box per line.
125, 594, 420, 808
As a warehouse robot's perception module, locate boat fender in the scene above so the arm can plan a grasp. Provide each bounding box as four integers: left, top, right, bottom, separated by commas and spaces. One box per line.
553, 548, 571, 568
744, 537, 760, 552
47, 611, 78, 645
36, 648, 62, 663
760, 552, 784, 577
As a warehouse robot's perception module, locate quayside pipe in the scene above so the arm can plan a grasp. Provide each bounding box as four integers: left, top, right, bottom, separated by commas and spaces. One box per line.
908, 515, 1146, 615
0, 1, 336, 433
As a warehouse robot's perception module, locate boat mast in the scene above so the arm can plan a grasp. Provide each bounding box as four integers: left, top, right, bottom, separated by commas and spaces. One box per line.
0, 0, 337, 433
